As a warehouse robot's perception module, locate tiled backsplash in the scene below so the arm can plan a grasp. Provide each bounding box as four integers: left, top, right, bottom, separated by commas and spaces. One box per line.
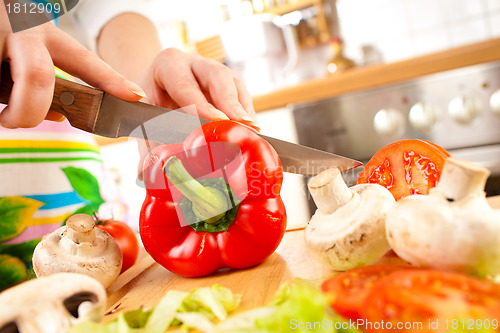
336, 0, 500, 64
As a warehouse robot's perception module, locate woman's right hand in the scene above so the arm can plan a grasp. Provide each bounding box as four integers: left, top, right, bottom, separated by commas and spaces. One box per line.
0, 1, 146, 129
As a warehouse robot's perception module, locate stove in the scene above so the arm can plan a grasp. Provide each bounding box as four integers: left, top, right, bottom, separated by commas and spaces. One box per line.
293, 60, 500, 214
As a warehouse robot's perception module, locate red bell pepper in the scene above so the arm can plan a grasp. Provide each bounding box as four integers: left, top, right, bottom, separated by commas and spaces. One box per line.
139, 120, 287, 277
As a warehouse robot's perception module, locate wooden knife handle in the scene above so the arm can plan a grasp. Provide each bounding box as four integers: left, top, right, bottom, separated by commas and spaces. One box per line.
0, 62, 104, 132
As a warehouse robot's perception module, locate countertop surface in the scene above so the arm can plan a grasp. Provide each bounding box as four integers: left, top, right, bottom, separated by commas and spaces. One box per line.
104, 196, 500, 321
253, 37, 500, 112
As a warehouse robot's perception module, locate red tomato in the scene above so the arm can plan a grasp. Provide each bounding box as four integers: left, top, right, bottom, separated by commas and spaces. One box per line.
321, 265, 412, 320
357, 140, 450, 200
97, 220, 139, 273
361, 269, 500, 333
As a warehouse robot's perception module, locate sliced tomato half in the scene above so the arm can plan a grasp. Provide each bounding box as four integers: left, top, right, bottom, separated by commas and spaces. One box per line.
361, 269, 500, 333
321, 265, 412, 320
357, 139, 450, 200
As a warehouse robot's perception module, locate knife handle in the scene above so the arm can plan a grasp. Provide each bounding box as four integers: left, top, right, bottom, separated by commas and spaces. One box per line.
0, 62, 103, 132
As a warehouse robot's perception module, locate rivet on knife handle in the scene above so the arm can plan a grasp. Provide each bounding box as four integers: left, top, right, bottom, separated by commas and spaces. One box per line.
0, 62, 104, 132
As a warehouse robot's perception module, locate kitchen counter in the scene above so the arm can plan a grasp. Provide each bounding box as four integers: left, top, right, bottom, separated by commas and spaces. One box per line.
253, 37, 500, 112
104, 196, 500, 322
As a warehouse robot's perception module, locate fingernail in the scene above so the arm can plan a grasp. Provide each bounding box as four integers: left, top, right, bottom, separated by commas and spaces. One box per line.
235, 106, 256, 122
0, 120, 17, 129
124, 80, 147, 98
211, 108, 230, 120
250, 122, 261, 132
45, 111, 67, 122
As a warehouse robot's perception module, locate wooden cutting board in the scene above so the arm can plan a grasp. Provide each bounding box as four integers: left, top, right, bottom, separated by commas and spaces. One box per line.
104, 196, 500, 321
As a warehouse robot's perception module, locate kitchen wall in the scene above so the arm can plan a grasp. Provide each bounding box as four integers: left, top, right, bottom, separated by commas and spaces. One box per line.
336, 0, 500, 64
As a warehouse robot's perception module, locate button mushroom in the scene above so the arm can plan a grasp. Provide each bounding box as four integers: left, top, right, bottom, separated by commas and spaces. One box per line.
32, 213, 122, 288
0, 272, 106, 333
304, 168, 396, 271
386, 157, 500, 277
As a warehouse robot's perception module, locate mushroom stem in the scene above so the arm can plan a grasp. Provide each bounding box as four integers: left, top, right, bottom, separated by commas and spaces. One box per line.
308, 168, 353, 214
437, 157, 490, 201
65, 214, 97, 245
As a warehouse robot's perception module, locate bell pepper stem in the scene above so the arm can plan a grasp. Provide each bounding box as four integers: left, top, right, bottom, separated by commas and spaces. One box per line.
164, 156, 229, 223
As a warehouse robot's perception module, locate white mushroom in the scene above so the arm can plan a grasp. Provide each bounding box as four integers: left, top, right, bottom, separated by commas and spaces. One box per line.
386, 157, 500, 277
304, 168, 396, 271
0, 272, 106, 333
32, 213, 122, 288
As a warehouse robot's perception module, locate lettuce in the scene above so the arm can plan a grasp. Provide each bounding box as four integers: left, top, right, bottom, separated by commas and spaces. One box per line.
68, 285, 240, 333
69, 280, 358, 333
215, 279, 361, 333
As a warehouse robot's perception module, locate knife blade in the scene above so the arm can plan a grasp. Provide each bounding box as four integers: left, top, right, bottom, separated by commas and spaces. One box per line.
0, 64, 362, 175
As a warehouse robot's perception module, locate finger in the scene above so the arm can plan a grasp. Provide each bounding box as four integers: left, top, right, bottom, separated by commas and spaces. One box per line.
192, 56, 257, 125
43, 24, 146, 101
0, 35, 54, 128
153, 48, 229, 121
234, 76, 257, 121
0, 7, 11, 59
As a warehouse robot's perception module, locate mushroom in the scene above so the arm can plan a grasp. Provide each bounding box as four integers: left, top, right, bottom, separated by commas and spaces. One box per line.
304, 168, 396, 271
32, 213, 122, 288
386, 157, 500, 277
0, 272, 106, 333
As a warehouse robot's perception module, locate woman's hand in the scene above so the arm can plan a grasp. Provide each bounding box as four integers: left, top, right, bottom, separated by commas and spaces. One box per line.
0, 1, 146, 129
98, 13, 257, 127
136, 48, 258, 128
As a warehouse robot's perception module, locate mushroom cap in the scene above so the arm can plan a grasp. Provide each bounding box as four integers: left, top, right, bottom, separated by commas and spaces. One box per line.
0, 272, 106, 333
386, 191, 500, 276
32, 225, 123, 288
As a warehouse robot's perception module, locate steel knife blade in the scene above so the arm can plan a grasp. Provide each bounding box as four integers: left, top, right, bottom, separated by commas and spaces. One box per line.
0, 66, 362, 175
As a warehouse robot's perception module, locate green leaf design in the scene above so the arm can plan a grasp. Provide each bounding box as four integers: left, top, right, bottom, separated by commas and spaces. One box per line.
61, 167, 104, 207
0, 239, 40, 265
72, 205, 98, 217
0, 197, 44, 243
0, 254, 27, 291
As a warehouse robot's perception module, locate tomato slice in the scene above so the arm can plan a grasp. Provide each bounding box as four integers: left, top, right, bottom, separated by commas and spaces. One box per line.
357, 140, 450, 200
361, 269, 500, 333
321, 265, 412, 320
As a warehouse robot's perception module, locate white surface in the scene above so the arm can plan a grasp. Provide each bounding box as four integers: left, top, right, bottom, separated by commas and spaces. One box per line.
256, 108, 312, 230
336, 0, 499, 64
99, 140, 145, 231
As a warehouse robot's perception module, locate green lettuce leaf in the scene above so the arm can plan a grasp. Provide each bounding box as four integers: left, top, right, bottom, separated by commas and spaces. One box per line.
69, 285, 240, 333
216, 279, 361, 333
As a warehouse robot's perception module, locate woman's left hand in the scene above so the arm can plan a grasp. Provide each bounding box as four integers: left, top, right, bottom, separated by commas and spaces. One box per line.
137, 47, 258, 128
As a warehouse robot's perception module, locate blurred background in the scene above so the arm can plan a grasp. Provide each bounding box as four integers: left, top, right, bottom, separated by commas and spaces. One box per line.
60, 0, 500, 230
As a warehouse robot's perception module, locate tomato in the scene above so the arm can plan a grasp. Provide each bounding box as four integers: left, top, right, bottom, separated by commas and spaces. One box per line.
361, 269, 500, 333
357, 140, 450, 200
96, 220, 139, 273
321, 265, 412, 320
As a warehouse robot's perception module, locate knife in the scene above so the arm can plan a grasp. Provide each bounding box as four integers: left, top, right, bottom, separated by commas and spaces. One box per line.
0, 65, 362, 175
